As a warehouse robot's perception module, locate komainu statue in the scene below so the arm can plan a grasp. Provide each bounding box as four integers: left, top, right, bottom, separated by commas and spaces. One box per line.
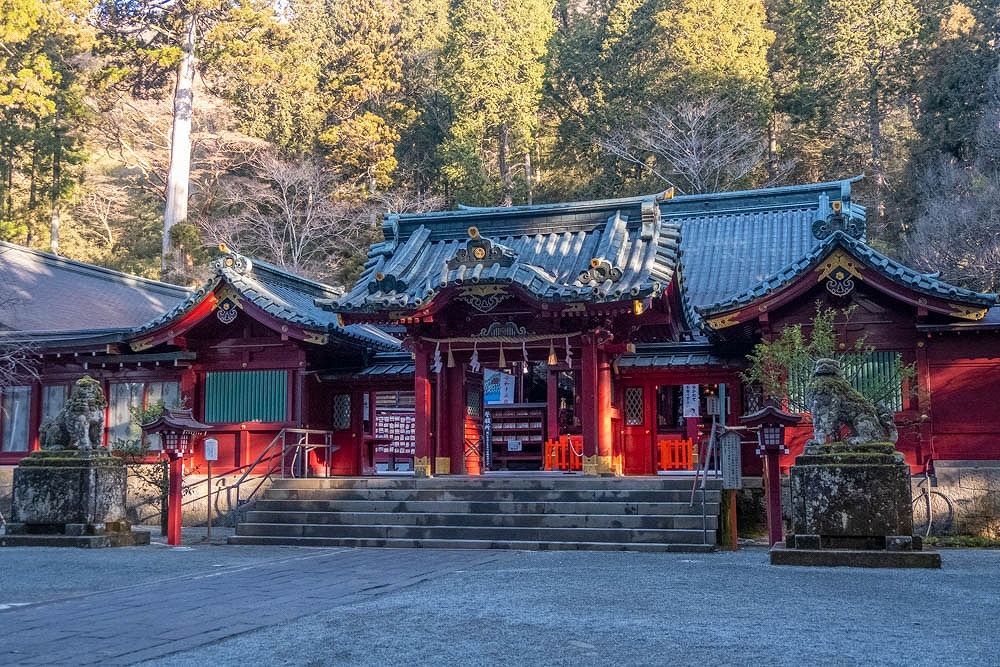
805, 358, 897, 446
40, 376, 108, 452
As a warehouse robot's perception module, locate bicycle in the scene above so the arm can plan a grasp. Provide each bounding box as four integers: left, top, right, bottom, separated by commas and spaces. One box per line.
912, 462, 955, 537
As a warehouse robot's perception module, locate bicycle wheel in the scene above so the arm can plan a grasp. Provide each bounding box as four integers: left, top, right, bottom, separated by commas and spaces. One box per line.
912, 490, 954, 536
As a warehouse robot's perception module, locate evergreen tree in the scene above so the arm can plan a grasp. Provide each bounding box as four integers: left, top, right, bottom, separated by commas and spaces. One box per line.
440, 0, 555, 206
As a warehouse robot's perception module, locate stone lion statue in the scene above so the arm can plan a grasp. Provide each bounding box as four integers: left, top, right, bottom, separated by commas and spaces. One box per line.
805, 358, 897, 446
40, 376, 108, 452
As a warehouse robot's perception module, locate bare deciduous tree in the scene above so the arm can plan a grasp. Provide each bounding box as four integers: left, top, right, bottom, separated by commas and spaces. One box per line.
0, 297, 39, 389
201, 155, 374, 281
600, 97, 776, 194
903, 158, 1000, 293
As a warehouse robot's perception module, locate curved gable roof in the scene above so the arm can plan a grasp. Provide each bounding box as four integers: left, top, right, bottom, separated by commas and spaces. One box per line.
334, 192, 681, 315
697, 231, 998, 327
130, 251, 398, 351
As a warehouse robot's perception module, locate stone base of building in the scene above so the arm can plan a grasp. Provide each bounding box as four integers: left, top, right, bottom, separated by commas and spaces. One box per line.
770, 543, 941, 568
0, 530, 150, 548
3, 450, 147, 548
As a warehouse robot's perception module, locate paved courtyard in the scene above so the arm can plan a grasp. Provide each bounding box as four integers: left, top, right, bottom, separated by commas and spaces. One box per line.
0, 533, 997, 666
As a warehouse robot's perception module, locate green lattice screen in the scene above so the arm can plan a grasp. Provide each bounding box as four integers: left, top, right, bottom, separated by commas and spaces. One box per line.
205, 370, 289, 423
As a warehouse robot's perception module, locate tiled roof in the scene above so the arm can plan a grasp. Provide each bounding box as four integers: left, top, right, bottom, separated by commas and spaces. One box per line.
335, 192, 681, 312
0, 241, 191, 332
133, 252, 399, 350
334, 179, 868, 327
668, 178, 865, 326
698, 231, 998, 319
318, 352, 415, 380
615, 342, 729, 369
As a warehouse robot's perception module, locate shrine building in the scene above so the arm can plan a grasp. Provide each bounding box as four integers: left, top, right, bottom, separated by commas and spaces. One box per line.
1, 177, 999, 496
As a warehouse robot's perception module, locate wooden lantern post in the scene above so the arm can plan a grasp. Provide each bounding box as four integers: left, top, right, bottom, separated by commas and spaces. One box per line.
142, 408, 212, 546
740, 405, 801, 547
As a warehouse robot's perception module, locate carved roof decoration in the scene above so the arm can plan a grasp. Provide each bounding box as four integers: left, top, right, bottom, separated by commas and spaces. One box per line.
812, 200, 864, 240
697, 231, 998, 328
446, 226, 518, 270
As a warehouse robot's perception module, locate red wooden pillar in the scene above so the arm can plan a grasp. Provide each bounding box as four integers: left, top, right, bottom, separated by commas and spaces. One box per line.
597, 351, 615, 475
580, 334, 600, 474
166, 453, 184, 546
546, 368, 559, 441
444, 363, 465, 474
28, 378, 42, 452
915, 339, 933, 466
351, 389, 367, 475
413, 341, 433, 476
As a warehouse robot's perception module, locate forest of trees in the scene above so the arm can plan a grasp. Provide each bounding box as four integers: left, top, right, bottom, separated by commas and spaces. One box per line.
2, 0, 998, 290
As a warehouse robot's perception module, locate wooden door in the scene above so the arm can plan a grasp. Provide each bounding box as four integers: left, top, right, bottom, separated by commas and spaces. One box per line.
622, 384, 654, 475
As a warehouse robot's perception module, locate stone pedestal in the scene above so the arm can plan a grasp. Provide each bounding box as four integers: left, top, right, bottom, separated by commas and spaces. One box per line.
0, 451, 149, 548
772, 442, 939, 568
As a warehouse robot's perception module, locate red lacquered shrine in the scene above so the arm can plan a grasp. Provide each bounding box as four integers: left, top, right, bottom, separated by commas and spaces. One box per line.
326, 178, 999, 477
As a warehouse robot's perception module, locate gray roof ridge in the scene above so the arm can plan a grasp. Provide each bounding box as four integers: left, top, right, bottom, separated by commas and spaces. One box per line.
232, 255, 345, 299
697, 230, 998, 318
667, 176, 862, 204
0, 240, 192, 297
408, 190, 672, 220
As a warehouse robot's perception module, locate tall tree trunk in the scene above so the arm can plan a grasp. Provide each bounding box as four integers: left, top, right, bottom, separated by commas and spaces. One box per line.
869, 76, 885, 227
50, 107, 62, 255
524, 150, 533, 206
498, 122, 512, 207
162, 14, 197, 273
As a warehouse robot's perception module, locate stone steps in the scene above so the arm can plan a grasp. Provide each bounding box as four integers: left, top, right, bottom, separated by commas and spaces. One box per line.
226, 535, 716, 553
243, 510, 717, 530
231, 476, 721, 552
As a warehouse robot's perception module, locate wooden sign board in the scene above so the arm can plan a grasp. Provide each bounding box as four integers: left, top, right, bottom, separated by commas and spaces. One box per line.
720, 431, 742, 489
682, 384, 700, 417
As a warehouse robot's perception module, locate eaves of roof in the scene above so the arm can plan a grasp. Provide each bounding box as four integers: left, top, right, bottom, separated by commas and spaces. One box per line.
697, 231, 998, 320
130, 252, 399, 351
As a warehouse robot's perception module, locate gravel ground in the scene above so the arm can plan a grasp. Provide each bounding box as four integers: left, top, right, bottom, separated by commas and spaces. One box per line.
1, 541, 997, 666
155, 547, 999, 667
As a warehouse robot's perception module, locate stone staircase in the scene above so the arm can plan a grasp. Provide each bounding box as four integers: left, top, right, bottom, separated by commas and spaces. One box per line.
229, 475, 722, 552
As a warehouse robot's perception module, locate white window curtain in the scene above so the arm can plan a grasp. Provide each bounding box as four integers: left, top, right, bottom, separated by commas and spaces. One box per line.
1, 386, 31, 452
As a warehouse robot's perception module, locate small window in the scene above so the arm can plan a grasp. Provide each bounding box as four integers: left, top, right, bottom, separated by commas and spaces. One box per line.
625, 387, 644, 426
1, 385, 30, 452
332, 394, 351, 430
41, 385, 68, 422
205, 370, 288, 423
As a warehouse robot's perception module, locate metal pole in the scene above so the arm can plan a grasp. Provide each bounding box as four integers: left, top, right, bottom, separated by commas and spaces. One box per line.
206, 460, 212, 540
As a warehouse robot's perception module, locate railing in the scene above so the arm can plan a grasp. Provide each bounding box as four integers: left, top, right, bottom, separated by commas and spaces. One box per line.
127, 428, 341, 528
542, 436, 583, 472
657, 438, 693, 471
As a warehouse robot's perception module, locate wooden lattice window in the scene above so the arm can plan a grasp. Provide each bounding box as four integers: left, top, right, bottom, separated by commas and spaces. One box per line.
332, 394, 351, 430
625, 387, 644, 426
